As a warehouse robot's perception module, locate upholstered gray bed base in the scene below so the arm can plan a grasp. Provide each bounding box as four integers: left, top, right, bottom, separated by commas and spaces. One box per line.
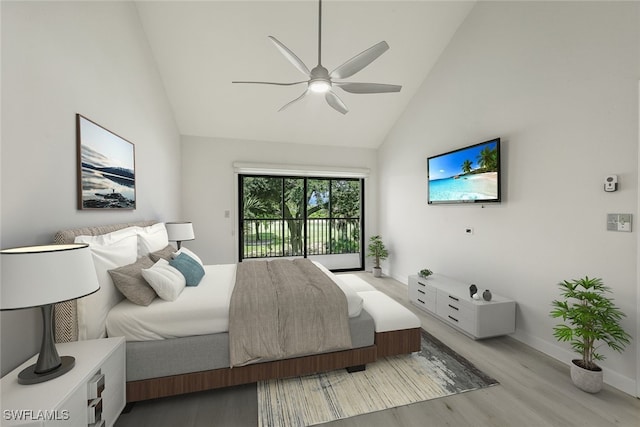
126, 309, 375, 382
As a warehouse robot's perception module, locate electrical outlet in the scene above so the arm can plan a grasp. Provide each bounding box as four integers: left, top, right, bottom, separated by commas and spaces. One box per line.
618, 214, 632, 232
607, 213, 632, 232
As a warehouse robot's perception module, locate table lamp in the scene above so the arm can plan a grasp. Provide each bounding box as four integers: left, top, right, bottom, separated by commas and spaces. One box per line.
165, 222, 195, 249
1, 244, 100, 384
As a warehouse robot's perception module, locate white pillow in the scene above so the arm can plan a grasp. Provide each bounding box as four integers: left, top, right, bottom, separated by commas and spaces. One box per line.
141, 259, 186, 301
174, 247, 203, 266
75, 227, 139, 339
311, 261, 363, 318
137, 223, 169, 257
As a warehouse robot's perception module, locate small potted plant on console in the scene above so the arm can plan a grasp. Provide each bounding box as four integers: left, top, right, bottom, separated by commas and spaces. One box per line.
550, 276, 631, 393
367, 235, 388, 278
418, 269, 433, 279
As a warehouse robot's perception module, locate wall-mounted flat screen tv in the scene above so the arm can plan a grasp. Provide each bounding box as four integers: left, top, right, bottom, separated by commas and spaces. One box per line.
427, 138, 501, 204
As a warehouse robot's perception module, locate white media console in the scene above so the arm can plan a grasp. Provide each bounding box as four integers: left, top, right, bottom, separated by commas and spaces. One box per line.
408, 274, 516, 339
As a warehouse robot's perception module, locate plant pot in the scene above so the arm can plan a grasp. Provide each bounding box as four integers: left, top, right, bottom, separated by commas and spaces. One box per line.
570, 359, 603, 393
372, 267, 382, 277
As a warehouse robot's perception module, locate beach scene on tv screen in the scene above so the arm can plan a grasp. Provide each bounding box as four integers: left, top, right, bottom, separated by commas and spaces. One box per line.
428, 141, 499, 202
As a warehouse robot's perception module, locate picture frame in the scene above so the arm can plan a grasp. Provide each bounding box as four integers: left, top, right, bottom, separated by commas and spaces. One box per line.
76, 114, 136, 209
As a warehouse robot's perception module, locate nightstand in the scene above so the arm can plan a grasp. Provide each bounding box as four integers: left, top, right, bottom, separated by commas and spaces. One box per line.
1, 337, 125, 427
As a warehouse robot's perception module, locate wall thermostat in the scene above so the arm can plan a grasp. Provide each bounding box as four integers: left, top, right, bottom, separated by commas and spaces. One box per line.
604, 175, 618, 192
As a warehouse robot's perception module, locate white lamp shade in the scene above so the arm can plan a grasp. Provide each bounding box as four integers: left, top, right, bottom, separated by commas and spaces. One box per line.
165, 222, 195, 242
1, 244, 100, 310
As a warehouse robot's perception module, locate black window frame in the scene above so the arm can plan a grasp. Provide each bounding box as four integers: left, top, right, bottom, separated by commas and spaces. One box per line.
238, 174, 364, 271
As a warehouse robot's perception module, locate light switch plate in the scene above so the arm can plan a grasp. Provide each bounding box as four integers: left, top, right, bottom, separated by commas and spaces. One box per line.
607, 213, 632, 232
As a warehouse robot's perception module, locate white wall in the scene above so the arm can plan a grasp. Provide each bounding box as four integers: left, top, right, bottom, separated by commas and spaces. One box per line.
181, 135, 377, 266
1, 1, 181, 375
378, 1, 639, 394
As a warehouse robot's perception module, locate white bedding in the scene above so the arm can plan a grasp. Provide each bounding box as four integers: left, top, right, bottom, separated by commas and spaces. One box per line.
105, 261, 364, 342
106, 264, 237, 341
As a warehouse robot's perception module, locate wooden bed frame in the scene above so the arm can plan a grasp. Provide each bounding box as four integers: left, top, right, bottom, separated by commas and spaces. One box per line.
53, 221, 421, 403
126, 328, 421, 402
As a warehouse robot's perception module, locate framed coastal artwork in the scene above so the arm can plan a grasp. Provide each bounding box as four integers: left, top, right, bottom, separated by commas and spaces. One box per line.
76, 114, 136, 209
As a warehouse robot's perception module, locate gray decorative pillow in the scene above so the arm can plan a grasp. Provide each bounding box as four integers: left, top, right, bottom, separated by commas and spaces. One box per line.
149, 245, 176, 263
108, 256, 157, 306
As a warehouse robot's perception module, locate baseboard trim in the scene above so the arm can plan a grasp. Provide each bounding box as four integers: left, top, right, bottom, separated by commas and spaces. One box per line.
511, 330, 637, 397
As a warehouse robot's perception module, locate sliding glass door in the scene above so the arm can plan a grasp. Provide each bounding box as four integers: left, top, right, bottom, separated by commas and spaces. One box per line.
239, 175, 364, 270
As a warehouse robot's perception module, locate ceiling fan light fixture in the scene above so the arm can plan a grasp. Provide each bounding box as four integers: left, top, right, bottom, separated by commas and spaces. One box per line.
233, 0, 401, 113
308, 79, 331, 93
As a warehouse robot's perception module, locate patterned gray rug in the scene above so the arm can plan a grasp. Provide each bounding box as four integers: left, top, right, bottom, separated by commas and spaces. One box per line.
258, 329, 498, 426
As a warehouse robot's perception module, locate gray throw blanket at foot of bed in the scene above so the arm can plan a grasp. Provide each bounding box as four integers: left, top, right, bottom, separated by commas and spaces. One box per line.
229, 258, 352, 367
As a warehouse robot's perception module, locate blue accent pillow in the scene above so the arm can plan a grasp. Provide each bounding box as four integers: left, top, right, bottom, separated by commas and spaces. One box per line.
169, 253, 205, 286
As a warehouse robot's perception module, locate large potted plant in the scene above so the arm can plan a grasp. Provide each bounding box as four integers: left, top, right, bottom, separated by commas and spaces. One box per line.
367, 235, 388, 277
550, 276, 631, 393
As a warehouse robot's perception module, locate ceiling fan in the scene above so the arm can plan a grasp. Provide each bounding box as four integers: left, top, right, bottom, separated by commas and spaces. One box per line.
232, 0, 401, 114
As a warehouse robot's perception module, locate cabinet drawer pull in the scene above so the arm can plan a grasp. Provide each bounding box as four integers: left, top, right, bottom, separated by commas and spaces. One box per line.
417, 298, 425, 304
418, 289, 425, 295
448, 295, 459, 302
418, 282, 426, 287
448, 304, 459, 311
448, 315, 459, 322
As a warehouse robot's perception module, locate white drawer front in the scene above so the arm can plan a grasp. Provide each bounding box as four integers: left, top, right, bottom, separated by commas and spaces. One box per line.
436, 291, 473, 318
437, 304, 474, 333
436, 290, 474, 333
409, 277, 436, 313
412, 290, 436, 312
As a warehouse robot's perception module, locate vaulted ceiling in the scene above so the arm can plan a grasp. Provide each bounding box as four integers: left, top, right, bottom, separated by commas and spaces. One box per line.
135, 1, 475, 148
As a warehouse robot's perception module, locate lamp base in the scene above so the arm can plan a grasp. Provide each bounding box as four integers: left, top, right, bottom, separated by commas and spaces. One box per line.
17, 356, 75, 385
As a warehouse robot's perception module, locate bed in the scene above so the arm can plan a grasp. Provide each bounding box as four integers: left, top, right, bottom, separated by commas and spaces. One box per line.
53, 221, 420, 403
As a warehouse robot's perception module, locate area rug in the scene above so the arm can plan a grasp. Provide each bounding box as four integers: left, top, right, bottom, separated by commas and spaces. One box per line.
257, 329, 498, 426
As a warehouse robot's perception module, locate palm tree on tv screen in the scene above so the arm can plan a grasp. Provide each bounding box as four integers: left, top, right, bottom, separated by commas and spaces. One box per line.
461, 159, 473, 174
477, 145, 498, 171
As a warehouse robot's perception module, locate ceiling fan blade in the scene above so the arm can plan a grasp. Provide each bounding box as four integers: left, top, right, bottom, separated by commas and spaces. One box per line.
333, 82, 402, 94
232, 80, 308, 86
279, 90, 309, 112
329, 41, 389, 79
268, 36, 311, 77
325, 90, 348, 114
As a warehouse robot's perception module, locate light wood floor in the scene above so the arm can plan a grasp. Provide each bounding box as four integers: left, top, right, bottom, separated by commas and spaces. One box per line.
115, 273, 640, 427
